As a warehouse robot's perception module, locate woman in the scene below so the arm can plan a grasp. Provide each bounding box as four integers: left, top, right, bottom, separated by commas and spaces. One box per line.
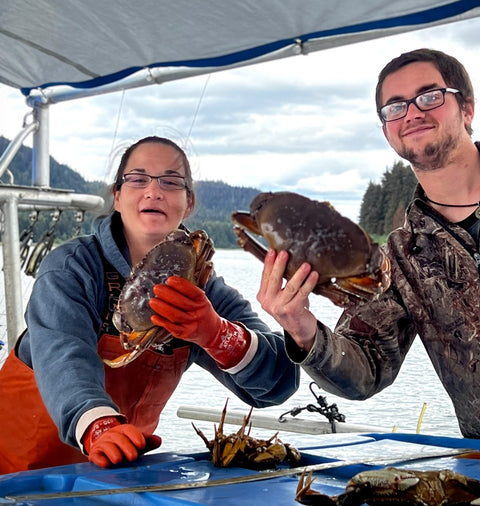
0, 136, 299, 473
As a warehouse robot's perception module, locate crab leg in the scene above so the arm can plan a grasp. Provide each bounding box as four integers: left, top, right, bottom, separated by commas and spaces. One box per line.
104, 327, 172, 368
233, 226, 269, 264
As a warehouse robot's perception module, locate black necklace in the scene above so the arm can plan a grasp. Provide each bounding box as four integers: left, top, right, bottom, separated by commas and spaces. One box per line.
425, 195, 480, 219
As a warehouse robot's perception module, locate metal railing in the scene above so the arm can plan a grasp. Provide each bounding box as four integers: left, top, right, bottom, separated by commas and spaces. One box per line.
0, 103, 104, 351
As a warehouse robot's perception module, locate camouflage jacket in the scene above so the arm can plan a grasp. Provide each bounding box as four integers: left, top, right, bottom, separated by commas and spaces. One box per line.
288, 184, 480, 438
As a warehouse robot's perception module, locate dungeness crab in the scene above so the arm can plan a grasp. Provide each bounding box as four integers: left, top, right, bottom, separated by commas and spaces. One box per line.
193, 400, 301, 470
104, 229, 214, 368
231, 191, 390, 307
295, 466, 480, 505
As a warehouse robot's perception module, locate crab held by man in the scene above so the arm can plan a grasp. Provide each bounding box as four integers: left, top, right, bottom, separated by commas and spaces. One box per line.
104, 229, 214, 368
193, 400, 301, 470
231, 191, 391, 307
295, 466, 480, 505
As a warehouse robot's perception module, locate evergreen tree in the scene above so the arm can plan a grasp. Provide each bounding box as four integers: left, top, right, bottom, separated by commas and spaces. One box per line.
359, 182, 383, 234
359, 160, 417, 236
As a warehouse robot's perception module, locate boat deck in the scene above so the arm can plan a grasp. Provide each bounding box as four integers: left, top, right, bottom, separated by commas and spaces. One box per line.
1, 432, 480, 505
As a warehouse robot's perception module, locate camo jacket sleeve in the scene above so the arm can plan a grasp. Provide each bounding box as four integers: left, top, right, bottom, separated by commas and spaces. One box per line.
286, 286, 417, 400
285, 194, 480, 404
283, 199, 424, 400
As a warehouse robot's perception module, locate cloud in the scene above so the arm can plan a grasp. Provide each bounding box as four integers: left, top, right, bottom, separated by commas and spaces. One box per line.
1, 16, 480, 222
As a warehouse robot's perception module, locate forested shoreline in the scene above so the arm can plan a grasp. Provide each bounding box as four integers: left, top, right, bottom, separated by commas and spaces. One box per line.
1, 136, 416, 249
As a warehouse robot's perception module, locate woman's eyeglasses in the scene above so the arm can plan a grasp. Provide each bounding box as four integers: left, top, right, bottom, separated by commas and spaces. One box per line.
122, 173, 188, 191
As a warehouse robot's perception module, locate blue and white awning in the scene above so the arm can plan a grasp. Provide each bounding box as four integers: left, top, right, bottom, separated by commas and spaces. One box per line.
1, 0, 479, 101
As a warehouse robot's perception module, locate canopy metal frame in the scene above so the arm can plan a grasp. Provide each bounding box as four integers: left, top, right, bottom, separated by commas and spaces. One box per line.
0, 103, 104, 350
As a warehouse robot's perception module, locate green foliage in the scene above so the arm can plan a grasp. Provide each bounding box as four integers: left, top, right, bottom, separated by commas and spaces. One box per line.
185, 180, 261, 248
370, 234, 388, 246
359, 160, 417, 236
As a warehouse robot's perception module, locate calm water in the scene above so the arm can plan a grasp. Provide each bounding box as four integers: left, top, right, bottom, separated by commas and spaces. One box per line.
159, 249, 461, 452
0, 249, 461, 454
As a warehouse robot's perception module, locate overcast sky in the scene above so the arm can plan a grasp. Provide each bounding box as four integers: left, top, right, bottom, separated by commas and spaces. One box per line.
1, 16, 480, 221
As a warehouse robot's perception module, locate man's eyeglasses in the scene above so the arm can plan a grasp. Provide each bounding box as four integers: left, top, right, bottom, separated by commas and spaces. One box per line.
378, 88, 461, 122
122, 173, 188, 191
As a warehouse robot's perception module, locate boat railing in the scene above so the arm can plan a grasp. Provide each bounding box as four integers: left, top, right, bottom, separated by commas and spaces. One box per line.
176, 405, 393, 435
0, 119, 104, 352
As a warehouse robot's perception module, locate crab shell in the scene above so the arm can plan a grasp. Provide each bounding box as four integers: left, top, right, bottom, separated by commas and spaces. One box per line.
106, 229, 214, 368
340, 467, 480, 506
296, 467, 480, 506
231, 191, 390, 307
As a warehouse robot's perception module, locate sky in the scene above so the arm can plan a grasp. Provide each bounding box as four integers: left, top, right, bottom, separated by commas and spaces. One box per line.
1, 16, 480, 221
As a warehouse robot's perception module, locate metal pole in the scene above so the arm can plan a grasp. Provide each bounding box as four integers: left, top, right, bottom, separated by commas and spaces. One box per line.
176, 405, 391, 435
32, 103, 50, 187
0, 118, 38, 179
2, 197, 26, 351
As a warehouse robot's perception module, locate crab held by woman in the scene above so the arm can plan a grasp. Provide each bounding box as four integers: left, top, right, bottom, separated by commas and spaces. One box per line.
104, 228, 214, 368
231, 191, 391, 307
193, 400, 301, 470
295, 466, 480, 505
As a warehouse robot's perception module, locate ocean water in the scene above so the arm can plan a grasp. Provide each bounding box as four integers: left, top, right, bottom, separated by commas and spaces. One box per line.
158, 249, 461, 452
0, 249, 461, 454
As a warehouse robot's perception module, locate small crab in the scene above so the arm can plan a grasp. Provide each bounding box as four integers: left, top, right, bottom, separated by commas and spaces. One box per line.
193, 400, 301, 470
231, 191, 390, 307
295, 467, 480, 505
104, 229, 214, 368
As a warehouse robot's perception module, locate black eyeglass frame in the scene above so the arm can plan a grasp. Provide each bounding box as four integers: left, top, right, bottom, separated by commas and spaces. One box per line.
378, 87, 461, 122
121, 172, 189, 191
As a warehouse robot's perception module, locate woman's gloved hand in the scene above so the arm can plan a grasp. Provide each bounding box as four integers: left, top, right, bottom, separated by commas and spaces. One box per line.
149, 276, 251, 369
82, 416, 162, 468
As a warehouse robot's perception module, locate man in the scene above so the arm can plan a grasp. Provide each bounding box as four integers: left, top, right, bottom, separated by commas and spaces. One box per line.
257, 48, 480, 438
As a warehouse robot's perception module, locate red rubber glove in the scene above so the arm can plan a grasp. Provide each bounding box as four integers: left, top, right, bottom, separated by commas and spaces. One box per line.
149, 276, 251, 369
82, 416, 162, 468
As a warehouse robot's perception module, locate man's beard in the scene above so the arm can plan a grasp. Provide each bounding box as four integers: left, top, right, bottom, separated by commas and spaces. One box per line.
400, 134, 459, 171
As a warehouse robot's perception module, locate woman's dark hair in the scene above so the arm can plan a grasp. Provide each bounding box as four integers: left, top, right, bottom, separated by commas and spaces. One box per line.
112, 136, 195, 204
375, 48, 474, 134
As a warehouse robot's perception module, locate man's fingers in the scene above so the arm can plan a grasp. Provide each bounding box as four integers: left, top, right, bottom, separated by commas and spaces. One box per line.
280, 263, 318, 311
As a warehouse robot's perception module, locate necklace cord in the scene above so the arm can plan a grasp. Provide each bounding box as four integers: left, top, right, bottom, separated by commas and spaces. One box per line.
425, 195, 480, 208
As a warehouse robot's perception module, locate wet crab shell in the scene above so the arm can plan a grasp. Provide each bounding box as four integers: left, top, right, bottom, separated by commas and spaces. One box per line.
296, 466, 480, 505
112, 228, 214, 348
231, 191, 390, 306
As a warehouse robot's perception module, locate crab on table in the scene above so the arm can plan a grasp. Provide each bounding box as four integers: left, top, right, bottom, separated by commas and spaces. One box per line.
193, 400, 301, 470
231, 191, 391, 307
295, 467, 480, 505
104, 229, 214, 368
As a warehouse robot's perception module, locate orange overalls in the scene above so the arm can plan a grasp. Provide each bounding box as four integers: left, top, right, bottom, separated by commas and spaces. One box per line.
0, 262, 190, 474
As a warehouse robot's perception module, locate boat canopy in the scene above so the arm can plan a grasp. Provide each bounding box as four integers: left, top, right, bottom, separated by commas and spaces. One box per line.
1, 0, 480, 104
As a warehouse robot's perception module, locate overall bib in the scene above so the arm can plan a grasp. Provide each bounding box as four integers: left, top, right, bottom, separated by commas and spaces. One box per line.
0, 259, 190, 473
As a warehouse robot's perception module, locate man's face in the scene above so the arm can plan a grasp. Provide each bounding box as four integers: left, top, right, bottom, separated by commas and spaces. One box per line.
380, 61, 473, 171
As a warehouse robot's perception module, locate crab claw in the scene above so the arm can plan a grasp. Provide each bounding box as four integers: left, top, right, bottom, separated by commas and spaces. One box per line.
295, 470, 337, 505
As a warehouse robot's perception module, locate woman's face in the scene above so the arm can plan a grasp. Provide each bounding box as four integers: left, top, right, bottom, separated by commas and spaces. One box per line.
113, 142, 193, 249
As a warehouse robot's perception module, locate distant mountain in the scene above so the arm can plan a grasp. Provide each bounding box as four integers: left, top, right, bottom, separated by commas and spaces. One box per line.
0, 136, 105, 196
185, 180, 261, 248
0, 136, 261, 248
